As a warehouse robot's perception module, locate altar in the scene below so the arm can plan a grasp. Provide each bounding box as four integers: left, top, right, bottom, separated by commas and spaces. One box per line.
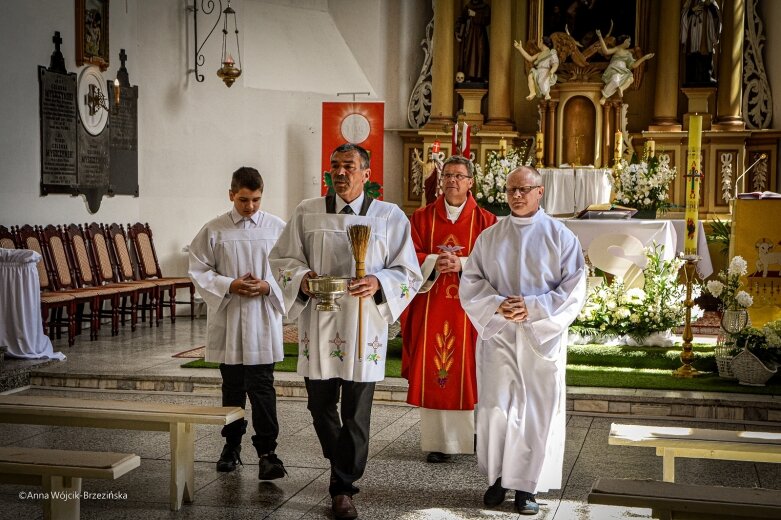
562, 219, 713, 279
540, 168, 612, 215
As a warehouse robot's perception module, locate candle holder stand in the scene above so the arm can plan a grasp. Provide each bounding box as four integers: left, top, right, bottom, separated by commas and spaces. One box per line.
673, 255, 701, 378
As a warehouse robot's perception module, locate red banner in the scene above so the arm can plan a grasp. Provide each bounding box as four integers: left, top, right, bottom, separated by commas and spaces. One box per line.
321, 101, 384, 197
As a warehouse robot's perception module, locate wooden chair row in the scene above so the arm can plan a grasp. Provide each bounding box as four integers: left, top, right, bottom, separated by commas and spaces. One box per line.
0, 223, 195, 346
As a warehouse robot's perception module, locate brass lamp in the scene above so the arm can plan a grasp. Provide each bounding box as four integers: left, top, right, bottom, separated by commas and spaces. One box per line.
188, 0, 243, 87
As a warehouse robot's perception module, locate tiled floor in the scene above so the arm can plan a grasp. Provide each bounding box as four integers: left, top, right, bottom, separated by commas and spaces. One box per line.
1, 319, 780, 519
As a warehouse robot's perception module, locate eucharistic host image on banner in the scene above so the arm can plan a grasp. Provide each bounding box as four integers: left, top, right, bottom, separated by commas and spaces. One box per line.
321, 101, 384, 197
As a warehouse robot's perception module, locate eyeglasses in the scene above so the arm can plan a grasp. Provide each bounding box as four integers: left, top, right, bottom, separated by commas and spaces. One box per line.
442, 173, 473, 181
505, 185, 541, 195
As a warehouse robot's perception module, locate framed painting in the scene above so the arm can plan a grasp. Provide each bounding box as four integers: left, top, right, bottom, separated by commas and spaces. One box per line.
76, 0, 110, 71
528, 0, 650, 51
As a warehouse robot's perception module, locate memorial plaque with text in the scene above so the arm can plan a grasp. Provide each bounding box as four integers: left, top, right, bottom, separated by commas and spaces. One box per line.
109, 82, 139, 196
39, 66, 77, 192
77, 119, 110, 188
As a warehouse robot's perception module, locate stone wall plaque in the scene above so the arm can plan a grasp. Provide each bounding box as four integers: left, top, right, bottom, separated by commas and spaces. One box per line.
109, 81, 139, 196
39, 66, 78, 193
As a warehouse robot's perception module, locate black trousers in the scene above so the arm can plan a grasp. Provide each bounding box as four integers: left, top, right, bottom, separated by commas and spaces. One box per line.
305, 378, 375, 497
219, 363, 278, 455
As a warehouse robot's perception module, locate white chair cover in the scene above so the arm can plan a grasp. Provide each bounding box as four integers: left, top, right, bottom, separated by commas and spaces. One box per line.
0, 249, 65, 360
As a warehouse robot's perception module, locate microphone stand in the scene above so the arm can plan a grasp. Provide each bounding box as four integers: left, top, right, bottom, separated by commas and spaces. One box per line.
730, 153, 767, 214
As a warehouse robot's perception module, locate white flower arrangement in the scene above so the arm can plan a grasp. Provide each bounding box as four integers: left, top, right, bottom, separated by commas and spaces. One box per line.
473, 145, 532, 210
571, 244, 703, 342
613, 155, 677, 212
704, 255, 753, 311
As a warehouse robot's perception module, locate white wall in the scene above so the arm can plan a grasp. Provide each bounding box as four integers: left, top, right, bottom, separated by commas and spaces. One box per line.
0, 0, 430, 280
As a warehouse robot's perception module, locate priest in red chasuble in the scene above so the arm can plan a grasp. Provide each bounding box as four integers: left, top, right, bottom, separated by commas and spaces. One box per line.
401, 155, 497, 463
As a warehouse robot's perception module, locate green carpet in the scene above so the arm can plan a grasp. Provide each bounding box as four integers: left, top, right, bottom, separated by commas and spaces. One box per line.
181, 339, 780, 395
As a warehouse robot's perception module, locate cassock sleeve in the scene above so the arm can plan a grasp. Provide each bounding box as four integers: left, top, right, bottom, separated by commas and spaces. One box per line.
260, 226, 285, 316
459, 234, 510, 339
268, 207, 311, 320
371, 206, 424, 323
522, 229, 587, 359
188, 224, 234, 313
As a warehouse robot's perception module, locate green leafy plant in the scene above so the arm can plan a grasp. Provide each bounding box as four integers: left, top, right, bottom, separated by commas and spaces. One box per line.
323, 172, 382, 199
705, 218, 731, 256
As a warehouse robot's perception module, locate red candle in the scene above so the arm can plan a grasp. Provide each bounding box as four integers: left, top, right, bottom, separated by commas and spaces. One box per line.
432, 139, 440, 153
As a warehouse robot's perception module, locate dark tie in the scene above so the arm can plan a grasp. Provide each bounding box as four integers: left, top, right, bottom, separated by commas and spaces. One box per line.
340, 205, 354, 215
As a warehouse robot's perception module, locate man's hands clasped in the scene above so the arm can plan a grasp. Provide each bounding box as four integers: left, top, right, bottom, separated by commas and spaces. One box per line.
498, 296, 528, 322
230, 273, 270, 298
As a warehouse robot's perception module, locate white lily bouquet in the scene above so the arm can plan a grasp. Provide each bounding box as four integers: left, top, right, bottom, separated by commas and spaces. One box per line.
473, 145, 532, 215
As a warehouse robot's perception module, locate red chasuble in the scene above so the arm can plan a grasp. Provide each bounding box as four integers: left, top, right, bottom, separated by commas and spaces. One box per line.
401, 194, 496, 410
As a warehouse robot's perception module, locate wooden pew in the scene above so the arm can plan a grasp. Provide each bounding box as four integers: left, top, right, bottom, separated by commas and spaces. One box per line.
0, 446, 139, 520
608, 423, 781, 482
589, 478, 781, 519
0, 395, 244, 510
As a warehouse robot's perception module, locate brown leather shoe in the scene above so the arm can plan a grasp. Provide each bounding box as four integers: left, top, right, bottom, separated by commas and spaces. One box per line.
331, 494, 358, 519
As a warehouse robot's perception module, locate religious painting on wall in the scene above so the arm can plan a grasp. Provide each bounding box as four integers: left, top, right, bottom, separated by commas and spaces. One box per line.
321, 102, 384, 198
76, 0, 110, 71
529, 0, 648, 51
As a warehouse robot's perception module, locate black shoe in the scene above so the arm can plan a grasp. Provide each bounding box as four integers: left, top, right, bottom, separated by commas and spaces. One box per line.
332, 494, 358, 520
426, 451, 452, 463
483, 477, 506, 507
258, 452, 287, 480
515, 491, 539, 515
216, 443, 242, 472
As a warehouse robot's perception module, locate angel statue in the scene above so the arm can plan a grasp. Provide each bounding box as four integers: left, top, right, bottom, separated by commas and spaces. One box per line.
514, 36, 559, 101
411, 147, 443, 207
596, 30, 654, 105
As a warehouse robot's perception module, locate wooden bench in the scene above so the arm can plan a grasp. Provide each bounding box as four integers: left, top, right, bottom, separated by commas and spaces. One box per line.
0, 446, 140, 520
608, 423, 781, 482
0, 395, 244, 510
589, 478, 781, 519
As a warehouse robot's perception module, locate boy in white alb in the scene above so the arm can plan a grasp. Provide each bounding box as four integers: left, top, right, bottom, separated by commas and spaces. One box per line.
189, 167, 287, 480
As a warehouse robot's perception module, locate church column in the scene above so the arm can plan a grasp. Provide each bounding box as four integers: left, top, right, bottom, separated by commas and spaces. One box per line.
716, 0, 745, 127
651, 0, 681, 128
486, 0, 513, 129
427, 0, 456, 128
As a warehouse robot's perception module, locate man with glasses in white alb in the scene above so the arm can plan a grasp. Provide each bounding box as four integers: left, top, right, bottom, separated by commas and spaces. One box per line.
459, 165, 587, 515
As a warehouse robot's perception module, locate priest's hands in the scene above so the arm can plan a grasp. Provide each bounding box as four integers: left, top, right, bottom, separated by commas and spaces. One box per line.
498, 296, 528, 322
349, 275, 380, 298
435, 252, 461, 274
230, 273, 270, 298
301, 271, 318, 297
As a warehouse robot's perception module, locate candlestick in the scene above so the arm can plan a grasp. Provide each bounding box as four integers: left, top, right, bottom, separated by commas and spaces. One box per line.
684, 115, 702, 256
535, 132, 544, 167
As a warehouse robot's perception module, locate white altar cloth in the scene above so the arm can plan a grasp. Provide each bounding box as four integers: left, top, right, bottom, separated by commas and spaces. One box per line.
0, 249, 65, 360
540, 168, 612, 215
561, 219, 713, 279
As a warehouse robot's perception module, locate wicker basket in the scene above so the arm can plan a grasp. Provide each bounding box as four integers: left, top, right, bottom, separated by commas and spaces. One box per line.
731, 348, 777, 386
714, 335, 736, 379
